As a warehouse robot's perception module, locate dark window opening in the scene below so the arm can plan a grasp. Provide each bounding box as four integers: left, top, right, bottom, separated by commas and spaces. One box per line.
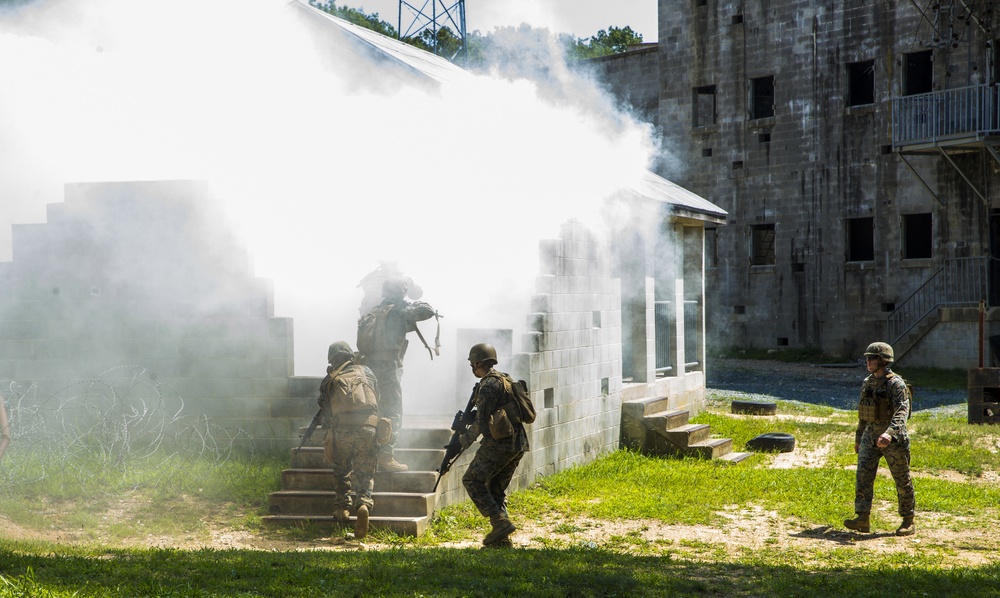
544, 388, 554, 409
903, 213, 933, 259
880, 145, 893, 155
904, 50, 933, 95
732, 14, 743, 24
751, 224, 776, 266
759, 132, 771, 142
792, 262, 805, 272
751, 76, 775, 119
847, 217, 875, 262
702, 148, 713, 157
732, 160, 743, 169
733, 305, 746, 315
777, 337, 789, 346
881, 303, 896, 312
693, 85, 716, 127
847, 60, 875, 106
705, 227, 718, 268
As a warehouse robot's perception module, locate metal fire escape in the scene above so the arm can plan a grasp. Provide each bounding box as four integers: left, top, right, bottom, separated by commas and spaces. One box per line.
397, 0, 467, 63
887, 2, 998, 352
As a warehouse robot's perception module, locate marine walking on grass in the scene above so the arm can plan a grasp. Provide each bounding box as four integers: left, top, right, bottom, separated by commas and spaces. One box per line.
844, 341, 916, 536
458, 343, 531, 548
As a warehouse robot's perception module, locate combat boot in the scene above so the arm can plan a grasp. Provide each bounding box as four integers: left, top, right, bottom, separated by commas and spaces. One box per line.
334, 508, 350, 524
895, 517, 915, 536
844, 512, 870, 533
379, 455, 408, 472
482, 536, 514, 550
354, 504, 369, 539
483, 512, 516, 546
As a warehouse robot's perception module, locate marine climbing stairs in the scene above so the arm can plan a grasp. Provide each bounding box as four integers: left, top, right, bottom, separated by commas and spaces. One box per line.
620, 395, 752, 464
262, 424, 455, 537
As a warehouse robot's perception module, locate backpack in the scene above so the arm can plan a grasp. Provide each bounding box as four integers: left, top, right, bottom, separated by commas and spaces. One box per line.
324, 363, 378, 415
494, 373, 536, 425
357, 304, 393, 357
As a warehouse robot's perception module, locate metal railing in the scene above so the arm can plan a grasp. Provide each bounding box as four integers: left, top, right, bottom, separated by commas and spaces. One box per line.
654, 301, 672, 373
887, 256, 989, 344
892, 84, 1000, 146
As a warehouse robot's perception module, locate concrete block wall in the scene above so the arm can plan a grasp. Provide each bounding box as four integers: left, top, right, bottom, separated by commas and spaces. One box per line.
0, 181, 306, 451
588, 45, 660, 129
506, 219, 624, 493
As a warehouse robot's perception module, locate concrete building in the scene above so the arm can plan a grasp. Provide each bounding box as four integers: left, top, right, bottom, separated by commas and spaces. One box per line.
0, 1, 736, 533
595, 1, 1000, 368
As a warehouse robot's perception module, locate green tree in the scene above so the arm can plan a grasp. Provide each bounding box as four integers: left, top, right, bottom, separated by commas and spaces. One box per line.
309, 1, 397, 38
565, 25, 644, 60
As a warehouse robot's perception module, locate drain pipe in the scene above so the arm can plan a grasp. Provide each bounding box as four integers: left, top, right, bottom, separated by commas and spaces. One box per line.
980, 299, 986, 369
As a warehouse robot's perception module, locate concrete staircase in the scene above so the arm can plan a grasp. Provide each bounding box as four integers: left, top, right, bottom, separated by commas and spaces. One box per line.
262, 424, 454, 536
620, 395, 752, 464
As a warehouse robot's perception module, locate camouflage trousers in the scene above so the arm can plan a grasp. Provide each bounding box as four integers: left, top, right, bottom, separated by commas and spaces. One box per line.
462, 442, 525, 517
369, 361, 402, 457
855, 425, 915, 517
324, 425, 378, 511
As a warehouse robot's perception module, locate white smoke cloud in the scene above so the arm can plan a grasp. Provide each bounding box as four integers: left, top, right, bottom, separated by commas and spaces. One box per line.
0, 0, 658, 411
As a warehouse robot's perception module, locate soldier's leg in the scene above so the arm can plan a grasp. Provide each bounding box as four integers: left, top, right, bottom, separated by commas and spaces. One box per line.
462, 446, 505, 516
328, 428, 353, 522
487, 450, 524, 510
352, 427, 378, 511
854, 429, 882, 515
372, 363, 404, 466
883, 439, 915, 518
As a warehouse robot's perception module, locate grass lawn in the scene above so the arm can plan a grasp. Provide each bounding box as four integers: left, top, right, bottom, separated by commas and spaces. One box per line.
1, 386, 999, 597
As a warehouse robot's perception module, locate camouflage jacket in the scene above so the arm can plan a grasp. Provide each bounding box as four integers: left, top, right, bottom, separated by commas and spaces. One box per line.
855, 370, 909, 444
466, 368, 529, 453
365, 299, 436, 367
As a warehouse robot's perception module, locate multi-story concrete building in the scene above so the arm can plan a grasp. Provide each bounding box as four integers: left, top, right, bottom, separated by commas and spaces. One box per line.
596, 1, 1000, 368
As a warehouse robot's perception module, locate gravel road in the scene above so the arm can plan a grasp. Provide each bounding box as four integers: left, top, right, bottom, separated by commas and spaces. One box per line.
706, 357, 967, 414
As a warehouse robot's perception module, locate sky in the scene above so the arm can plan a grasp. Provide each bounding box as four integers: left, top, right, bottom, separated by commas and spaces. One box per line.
0, 0, 663, 402
347, 0, 659, 42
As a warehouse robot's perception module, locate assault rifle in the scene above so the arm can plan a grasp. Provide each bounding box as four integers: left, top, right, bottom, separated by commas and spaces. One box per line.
432, 391, 476, 491
296, 408, 323, 453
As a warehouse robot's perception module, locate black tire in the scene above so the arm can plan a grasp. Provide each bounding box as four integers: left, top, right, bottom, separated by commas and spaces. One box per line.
731, 400, 778, 415
746, 432, 796, 453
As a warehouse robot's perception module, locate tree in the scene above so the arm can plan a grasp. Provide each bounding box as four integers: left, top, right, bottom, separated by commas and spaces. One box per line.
309, 1, 397, 38
565, 26, 644, 60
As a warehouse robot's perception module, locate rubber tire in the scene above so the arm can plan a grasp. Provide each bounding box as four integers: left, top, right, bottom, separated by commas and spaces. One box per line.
731, 400, 778, 416
746, 432, 796, 453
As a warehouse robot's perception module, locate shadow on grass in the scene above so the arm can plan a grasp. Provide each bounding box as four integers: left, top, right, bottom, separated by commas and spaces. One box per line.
2, 544, 999, 597
790, 525, 899, 545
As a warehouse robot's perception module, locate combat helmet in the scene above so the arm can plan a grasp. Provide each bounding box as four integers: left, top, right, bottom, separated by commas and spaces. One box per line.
864, 341, 894, 364
382, 277, 408, 301
468, 342, 498, 365
328, 341, 354, 365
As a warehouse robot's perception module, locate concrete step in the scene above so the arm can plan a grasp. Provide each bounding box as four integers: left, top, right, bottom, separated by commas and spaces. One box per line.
289, 446, 445, 471
621, 395, 673, 421
685, 437, 734, 459
717, 451, 754, 465
281, 469, 438, 493
261, 514, 431, 536
659, 423, 711, 447
268, 490, 436, 518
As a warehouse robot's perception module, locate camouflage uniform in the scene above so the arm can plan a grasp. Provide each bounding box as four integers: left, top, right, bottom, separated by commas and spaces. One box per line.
854, 369, 915, 518
364, 295, 436, 462
461, 369, 529, 522
319, 352, 380, 514
357, 262, 423, 317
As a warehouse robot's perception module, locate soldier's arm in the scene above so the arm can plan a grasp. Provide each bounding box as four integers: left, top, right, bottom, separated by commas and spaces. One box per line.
886, 378, 909, 439
403, 301, 437, 323
462, 377, 503, 447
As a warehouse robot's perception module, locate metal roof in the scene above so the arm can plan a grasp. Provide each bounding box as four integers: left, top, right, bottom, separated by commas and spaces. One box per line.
624, 170, 728, 223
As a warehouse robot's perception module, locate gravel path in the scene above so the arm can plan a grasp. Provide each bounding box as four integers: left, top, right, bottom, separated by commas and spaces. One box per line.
706, 357, 967, 414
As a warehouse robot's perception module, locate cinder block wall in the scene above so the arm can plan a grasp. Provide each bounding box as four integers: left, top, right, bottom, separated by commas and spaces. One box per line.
588, 45, 660, 129
0, 181, 307, 452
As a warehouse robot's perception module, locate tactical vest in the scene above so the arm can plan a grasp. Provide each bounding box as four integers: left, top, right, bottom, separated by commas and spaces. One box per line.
858, 372, 908, 423
320, 363, 379, 427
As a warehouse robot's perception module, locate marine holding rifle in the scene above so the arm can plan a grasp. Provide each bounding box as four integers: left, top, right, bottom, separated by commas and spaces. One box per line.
458, 343, 529, 549
318, 341, 381, 540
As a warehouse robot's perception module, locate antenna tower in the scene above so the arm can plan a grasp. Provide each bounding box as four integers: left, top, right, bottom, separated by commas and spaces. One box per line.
397, 0, 467, 63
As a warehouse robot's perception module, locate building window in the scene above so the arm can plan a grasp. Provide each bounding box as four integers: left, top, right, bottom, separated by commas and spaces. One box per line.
693, 85, 716, 127
751, 224, 775, 265
846, 217, 875, 262
904, 50, 933, 96
750, 76, 775, 119
847, 60, 875, 106
705, 227, 718, 268
903, 213, 933, 259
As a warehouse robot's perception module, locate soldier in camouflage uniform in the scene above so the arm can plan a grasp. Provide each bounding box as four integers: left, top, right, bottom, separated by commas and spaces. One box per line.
459, 343, 529, 548
362, 277, 436, 473
319, 341, 380, 539
844, 341, 916, 536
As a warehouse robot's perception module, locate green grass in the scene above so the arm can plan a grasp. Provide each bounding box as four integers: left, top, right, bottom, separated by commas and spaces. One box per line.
1, 393, 999, 596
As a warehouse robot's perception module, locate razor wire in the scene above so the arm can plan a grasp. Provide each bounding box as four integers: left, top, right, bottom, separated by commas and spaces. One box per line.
0, 366, 257, 492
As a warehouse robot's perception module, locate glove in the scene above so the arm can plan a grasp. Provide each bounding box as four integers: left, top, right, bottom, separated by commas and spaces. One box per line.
459, 433, 474, 450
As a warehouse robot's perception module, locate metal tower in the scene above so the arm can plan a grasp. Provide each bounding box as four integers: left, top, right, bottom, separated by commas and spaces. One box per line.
397, 0, 467, 63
